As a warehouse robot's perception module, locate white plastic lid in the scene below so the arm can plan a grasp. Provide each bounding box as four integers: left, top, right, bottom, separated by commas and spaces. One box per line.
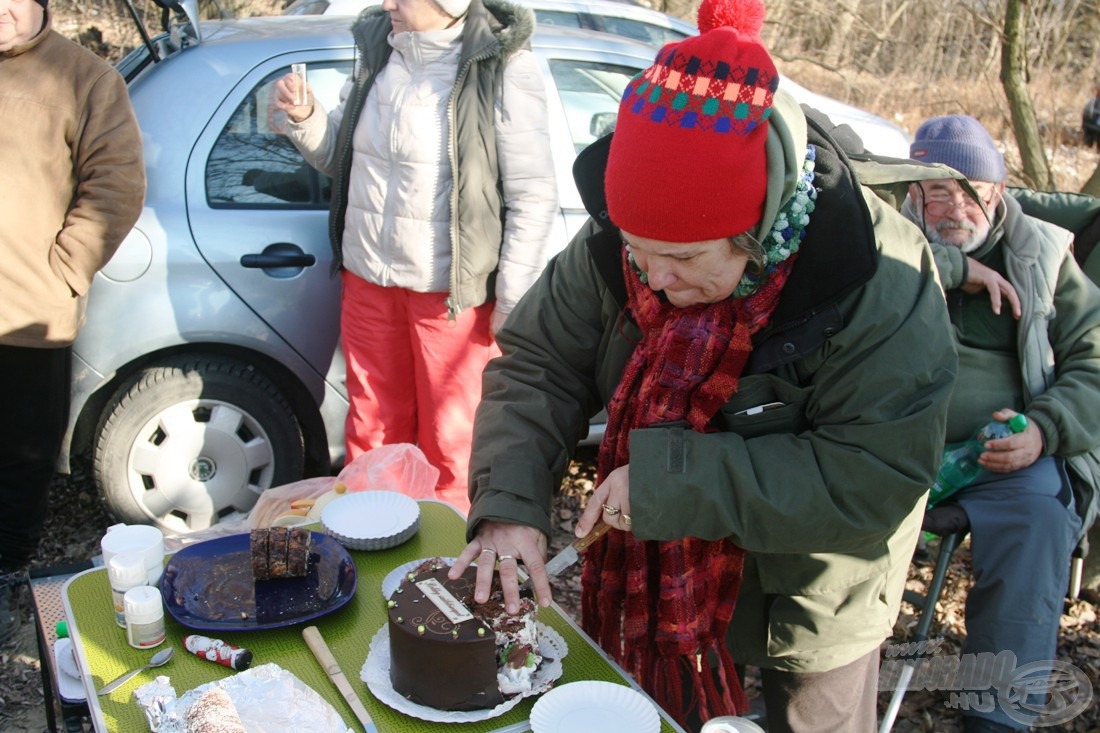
108, 551, 147, 589
123, 585, 164, 624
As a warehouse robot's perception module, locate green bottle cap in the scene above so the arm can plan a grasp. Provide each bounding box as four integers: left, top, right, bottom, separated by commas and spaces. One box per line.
1008, 414, 1029, 433
55, 620, 68, 638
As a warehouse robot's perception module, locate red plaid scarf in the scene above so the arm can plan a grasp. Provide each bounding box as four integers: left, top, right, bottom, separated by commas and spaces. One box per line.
581, 245, 796, 727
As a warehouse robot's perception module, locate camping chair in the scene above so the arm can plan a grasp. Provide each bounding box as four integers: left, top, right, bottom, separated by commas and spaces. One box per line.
878, 503, 970, 733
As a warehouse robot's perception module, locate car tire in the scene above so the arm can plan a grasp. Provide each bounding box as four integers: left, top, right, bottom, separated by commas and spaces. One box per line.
94, 356, 305, 534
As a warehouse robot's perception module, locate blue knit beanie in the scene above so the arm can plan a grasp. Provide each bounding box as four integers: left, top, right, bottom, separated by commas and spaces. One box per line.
910, 115, 1005, 182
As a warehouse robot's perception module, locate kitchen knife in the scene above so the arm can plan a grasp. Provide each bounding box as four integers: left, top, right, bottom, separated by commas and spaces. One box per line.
520, 520, 612, 596
303, 625, 378, 733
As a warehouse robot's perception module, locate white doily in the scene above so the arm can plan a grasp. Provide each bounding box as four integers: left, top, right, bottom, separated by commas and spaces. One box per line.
360, 622, 568, 723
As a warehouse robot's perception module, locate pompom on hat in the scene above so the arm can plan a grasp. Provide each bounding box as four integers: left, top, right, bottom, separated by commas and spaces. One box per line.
910, 114, 1006, 183
605, 0, 778, 242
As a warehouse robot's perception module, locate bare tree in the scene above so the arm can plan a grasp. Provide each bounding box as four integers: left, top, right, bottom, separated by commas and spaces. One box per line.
1001, 0, 1054, 189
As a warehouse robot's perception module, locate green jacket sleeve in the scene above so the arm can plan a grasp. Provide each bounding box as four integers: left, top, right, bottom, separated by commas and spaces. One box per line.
930, 240, 968, 291
466, 221, 611, 540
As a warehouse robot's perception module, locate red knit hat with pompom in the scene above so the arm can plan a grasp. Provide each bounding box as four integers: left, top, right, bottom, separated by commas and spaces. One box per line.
605, 0, 777, 242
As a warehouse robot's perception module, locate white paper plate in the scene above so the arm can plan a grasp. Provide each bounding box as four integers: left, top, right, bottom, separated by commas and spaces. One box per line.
320, 491, 419, 551
53, 638, 86, 702
361, 622, 568, 723
530, 681, 660, 733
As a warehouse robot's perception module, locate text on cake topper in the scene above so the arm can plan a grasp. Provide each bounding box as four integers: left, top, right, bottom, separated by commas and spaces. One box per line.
416, 579, 475, 624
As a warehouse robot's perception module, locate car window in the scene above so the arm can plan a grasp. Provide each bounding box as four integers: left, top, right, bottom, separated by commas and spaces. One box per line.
593, 16, 689, 47
206, 62, 352, 208
534, 9, 583, 29
549, 59, 638, 154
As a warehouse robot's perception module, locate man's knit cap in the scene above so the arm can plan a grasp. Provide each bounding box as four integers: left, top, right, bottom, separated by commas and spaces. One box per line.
605, 0, 778, 242
910, 115, 1006, 183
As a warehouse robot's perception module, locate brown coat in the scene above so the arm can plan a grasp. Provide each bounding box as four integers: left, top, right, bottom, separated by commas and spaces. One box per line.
0, 13, 145, 347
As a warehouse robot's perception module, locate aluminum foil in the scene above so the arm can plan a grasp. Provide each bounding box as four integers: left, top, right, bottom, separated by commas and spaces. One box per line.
134, 662, 352, 733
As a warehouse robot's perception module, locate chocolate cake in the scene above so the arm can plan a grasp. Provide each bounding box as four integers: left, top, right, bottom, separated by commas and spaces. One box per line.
249, 527, 312, 580
386, 559, 542, 711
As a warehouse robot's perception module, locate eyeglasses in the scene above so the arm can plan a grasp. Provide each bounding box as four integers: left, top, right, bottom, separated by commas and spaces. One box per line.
920, 183, 997, 216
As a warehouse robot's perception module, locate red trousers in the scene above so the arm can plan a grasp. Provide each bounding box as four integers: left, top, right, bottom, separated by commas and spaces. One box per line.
340, 272, 499, 514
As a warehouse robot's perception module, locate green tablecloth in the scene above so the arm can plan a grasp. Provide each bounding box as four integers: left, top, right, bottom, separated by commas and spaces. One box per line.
64, 501, 681, 733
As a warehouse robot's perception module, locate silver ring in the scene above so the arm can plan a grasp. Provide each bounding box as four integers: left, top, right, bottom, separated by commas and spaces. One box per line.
602, 504, 621, 516
498, 554, 517, 563
621, 514, 632, 528
480, 547, 496, 556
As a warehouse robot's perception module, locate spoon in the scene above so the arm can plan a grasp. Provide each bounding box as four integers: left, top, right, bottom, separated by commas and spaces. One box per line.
97, 646, 175, 696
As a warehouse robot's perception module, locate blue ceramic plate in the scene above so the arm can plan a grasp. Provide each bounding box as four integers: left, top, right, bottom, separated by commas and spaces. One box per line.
160, 532, 357, 632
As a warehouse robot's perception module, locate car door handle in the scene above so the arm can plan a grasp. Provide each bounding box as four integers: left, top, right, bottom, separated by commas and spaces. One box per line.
241, 253, 317, 268
240, 242, 317, 269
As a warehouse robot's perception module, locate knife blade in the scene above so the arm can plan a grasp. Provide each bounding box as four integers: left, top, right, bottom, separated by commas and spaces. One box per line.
520, 520, 612, 596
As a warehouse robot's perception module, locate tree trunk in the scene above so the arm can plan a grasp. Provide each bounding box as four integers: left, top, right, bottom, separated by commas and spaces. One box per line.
1001, 0, 1055, 190
824, 0, 861, 67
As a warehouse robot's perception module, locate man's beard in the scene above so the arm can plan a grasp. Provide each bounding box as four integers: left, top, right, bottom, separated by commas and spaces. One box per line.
924, 217, 991, 253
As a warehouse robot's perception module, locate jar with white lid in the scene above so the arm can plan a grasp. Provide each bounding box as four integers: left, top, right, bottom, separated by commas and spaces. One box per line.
123, 585, 166, 649
108, 551, 147, 628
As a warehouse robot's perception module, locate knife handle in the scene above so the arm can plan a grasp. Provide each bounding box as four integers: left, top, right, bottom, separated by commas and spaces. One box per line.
303, 626, 341, 676
574, 519, 612, 552
303, 626, 376, 732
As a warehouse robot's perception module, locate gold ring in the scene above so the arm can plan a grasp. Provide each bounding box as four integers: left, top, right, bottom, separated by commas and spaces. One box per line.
602, 504, 621, 516
621, 514, 632, 527
498, 554, 517, 562
480, 547, 496, 556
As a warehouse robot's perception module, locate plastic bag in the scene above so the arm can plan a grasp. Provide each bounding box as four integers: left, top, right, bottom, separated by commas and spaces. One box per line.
336, 443, 438, 500
246, 476, 337, 529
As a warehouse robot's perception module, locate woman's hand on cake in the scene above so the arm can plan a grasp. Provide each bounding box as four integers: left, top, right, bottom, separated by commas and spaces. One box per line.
575, 464, 633, 537
451, 520, 549, 613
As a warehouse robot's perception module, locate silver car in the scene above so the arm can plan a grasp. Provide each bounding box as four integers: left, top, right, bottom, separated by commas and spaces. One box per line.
66, 0, 653, 533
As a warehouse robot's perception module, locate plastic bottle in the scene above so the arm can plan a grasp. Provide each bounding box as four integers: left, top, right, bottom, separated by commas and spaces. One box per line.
123, 585, 166, 649
927, 414, 1029, 510
108, 551, 148, 628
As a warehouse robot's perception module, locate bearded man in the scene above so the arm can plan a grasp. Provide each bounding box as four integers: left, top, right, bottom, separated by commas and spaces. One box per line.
903, 115, 1100, 733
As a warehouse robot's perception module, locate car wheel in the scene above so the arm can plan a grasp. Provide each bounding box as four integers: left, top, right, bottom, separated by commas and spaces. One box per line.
94, 356, 305, 534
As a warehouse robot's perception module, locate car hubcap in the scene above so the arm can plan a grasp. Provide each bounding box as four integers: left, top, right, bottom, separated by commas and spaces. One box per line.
126, 399, 275, 532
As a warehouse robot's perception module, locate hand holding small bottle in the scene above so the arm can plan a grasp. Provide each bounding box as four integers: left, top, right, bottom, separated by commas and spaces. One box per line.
977, 408, 1042, 473
274, 64, 314, 122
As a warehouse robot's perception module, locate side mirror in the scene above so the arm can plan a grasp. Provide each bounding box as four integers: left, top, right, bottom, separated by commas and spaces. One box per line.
589, 112, 617, 139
